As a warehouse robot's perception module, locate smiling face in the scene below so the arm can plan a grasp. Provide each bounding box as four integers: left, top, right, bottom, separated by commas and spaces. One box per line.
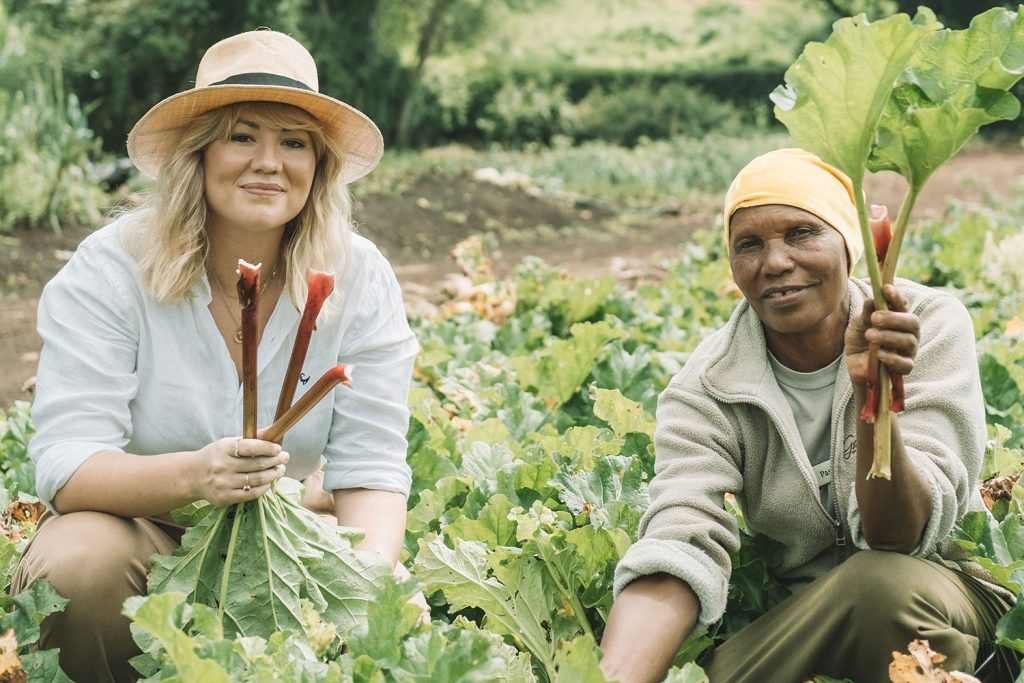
729, 204, 849, 345
202, 107, 317, 236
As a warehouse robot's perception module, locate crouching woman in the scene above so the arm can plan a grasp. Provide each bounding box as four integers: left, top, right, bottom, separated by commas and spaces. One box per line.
598, 148, 1012, 683
13, 30, 417, 683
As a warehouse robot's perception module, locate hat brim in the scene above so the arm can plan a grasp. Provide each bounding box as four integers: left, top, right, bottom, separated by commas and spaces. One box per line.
126, 84, 384, 184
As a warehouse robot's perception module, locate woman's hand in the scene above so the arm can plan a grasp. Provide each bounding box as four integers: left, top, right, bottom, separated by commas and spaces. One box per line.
191, 436, 289, 506
845, 283, 920, 386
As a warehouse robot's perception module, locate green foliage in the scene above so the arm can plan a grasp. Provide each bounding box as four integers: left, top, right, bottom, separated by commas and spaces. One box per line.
0, 402, 34, 497
870, 7, 1024, 191
125, 580, 534, 682
818, 0, 1017, 29
569, 81, 745, 147
772, 10, 941, 183
0, 580, 73, 682
148, 478, 389, 641
0, 71, 108, 232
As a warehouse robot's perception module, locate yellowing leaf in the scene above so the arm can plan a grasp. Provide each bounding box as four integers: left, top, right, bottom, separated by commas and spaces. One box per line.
888, 640, 980, 682
590, 386, 655, 438
0, 630, 25, 683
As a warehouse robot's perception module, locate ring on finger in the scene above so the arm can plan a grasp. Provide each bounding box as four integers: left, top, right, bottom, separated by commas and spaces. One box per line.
243, 472, 251, 492
233, 438, 241, 458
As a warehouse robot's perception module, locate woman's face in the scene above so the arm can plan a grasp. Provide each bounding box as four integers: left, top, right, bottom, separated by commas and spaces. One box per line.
202, 110, 317, 236
729, 204, 849, 338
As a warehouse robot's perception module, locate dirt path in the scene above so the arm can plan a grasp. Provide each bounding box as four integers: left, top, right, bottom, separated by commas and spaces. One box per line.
2, 148, 1022, 409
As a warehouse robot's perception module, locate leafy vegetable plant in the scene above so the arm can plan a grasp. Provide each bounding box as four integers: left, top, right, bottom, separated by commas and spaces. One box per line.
147, 262, 384, 651
771, 6, 1024, 478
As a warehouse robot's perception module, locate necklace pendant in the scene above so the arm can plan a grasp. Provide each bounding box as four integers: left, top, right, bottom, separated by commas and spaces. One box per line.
234, 328, 244, 344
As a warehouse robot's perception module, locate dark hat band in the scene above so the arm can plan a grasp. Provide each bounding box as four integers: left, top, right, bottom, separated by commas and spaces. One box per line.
209, 72, 314, 91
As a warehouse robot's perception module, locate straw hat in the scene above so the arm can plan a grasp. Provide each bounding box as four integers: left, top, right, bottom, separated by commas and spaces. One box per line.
127, 29, 383, 184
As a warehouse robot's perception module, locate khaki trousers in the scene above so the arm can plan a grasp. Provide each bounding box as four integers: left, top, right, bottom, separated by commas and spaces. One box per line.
698, 550, 1012, 683
11, 511, 184, 683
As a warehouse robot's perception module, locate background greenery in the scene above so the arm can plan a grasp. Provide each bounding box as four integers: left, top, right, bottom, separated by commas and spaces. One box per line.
0, 0, 1016, 231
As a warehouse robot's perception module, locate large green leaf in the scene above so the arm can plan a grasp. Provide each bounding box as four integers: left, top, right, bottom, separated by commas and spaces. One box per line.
414, 535, 557, 676
444, 494, 519, 548
509, 321, 626, 410
554, 455, 648, 532
0, 579, 69, 649
590, 386, 655, 438
871, 7, 1024, 189
771, 10, 940, 178
123, 593, 232, 683
550, 635, 607, 682
149, 481, 387, 642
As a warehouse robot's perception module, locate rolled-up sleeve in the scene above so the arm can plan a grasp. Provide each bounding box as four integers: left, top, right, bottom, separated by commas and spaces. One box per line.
30, 243, 140, 509
322, 250, 419, 495
614, 382, 744, 627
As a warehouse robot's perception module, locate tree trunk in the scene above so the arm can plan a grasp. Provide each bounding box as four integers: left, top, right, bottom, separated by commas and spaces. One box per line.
395, 0, 451, 148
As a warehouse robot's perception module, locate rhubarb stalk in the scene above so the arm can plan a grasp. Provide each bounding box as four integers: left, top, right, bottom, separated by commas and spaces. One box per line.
237, 259, 262, 439
274, 269, 335, 423
861, 203, 915, 478
221, 259, 261, 618
263, 365, 353, 443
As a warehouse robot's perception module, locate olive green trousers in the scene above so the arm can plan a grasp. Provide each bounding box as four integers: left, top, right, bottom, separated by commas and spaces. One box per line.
698, 550, 1013, 683
12, 511, 184, 683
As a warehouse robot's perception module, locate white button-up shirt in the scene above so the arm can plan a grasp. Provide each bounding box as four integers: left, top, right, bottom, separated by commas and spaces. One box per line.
30, 216, 419, 509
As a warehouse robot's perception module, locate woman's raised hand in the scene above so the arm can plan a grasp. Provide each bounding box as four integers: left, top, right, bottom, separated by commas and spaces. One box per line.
191, 435, 289, 506
845, 283, 921, 386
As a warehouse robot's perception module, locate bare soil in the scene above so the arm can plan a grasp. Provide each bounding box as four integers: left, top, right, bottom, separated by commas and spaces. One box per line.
2, 147, 1023, 408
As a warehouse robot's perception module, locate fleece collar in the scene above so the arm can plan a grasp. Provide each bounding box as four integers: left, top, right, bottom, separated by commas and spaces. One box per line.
698, 279, 868, 445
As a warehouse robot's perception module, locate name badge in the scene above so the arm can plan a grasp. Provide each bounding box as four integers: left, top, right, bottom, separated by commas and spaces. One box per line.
813, 461, 833, 488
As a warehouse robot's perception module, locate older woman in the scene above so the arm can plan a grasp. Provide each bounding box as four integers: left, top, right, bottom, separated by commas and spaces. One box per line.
598, 149, 1011, 682
13, 30, 418, 682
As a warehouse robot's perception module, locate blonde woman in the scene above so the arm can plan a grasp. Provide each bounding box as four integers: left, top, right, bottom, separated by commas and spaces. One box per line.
14, 30, 418, 682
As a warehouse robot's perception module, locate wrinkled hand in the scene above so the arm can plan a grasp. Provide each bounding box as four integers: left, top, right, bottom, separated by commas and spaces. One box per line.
192, 434, 289, 506
845, 283, 920, 386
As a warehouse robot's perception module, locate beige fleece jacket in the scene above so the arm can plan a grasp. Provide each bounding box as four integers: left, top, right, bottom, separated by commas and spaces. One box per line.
613, 278, 989, 628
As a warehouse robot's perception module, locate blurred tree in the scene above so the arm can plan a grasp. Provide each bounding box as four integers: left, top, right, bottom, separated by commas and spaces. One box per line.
380, 0, 526, 147
815, 0, 1016, 27
298, 0, 407, 146
6, 1, 405, 152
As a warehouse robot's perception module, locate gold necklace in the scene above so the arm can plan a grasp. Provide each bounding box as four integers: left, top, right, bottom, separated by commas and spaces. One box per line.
209, 263, 281, 343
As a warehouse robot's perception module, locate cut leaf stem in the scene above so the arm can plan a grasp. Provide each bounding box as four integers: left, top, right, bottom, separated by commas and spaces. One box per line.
263, 365, 354, 443
274, 270, 335, 423
237, 260, 261, 440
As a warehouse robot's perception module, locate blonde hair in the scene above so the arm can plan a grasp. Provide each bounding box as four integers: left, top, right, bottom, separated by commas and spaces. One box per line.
127, 101, 351, 308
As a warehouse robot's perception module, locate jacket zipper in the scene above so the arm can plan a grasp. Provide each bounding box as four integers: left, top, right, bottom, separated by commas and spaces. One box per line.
702, 385, 840, 533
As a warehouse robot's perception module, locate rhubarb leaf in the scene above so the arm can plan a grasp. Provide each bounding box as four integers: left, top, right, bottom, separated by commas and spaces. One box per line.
590, 386, 656, 438
550, 634, 607, 682
870, 7, 1024, 190
414, 535, 557, 675
554, 455, 648, 532
149, 480, 387, 643
508, 321, 626, 410
770, 10, 940, 179
123, 592, 232, 683
0, 579, 68, 649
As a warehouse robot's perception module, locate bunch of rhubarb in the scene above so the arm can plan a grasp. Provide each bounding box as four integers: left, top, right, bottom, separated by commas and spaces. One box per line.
771, 7, 1024, 478
147, 262, 388, 641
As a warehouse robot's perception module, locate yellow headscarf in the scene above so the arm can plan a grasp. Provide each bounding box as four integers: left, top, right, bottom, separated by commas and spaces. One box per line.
723, 148, 863, 272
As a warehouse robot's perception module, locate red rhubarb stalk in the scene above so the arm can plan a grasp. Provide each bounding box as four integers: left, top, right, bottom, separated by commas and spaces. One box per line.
262, 365, 353, 443
866, 204, 907, 414
237, 260, 261, 439
274, 269, 335, 422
